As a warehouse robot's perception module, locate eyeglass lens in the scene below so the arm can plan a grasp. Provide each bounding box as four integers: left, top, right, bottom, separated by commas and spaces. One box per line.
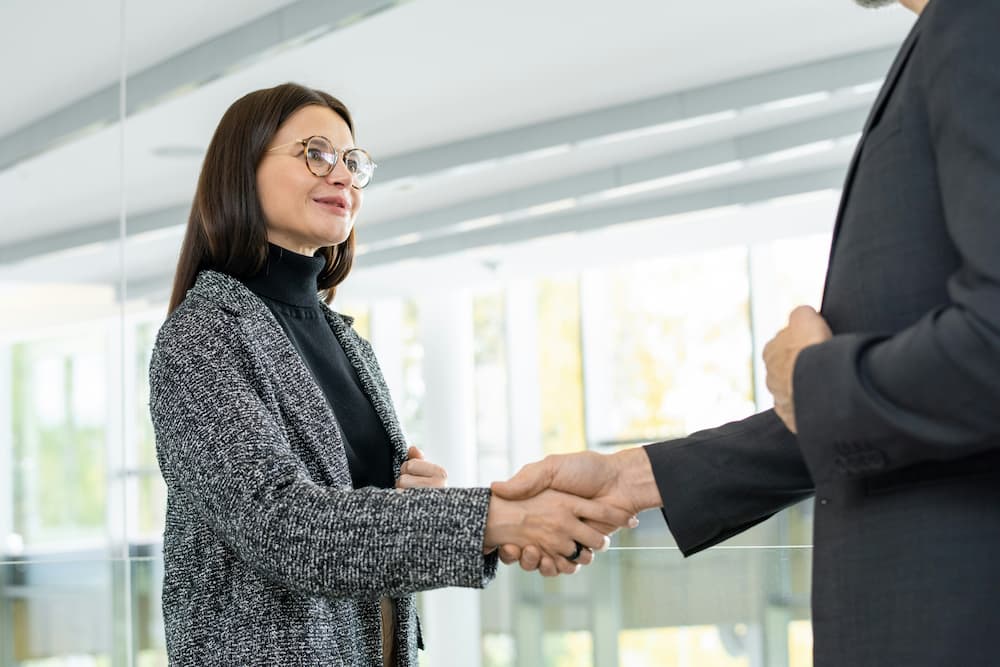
304, 137, 374, 188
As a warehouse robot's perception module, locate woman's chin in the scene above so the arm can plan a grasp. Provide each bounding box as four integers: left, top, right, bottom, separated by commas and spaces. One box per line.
311, 219, 354, 247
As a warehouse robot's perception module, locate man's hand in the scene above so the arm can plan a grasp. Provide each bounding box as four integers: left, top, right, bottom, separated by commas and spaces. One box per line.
762, 305, 833, 434
492, 448, 658, 515
396, 446, 448, 489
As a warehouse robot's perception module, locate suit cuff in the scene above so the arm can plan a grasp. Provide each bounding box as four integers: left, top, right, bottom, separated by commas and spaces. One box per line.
793, 334, 889, 483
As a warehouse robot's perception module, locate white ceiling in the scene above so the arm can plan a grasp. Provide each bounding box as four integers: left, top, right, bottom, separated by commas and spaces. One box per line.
0, 0, 915, 294
0, 0, 301, 136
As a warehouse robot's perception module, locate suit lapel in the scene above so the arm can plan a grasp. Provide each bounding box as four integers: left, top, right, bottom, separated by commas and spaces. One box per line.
820, 20, 923, 312
862, 23, 922, 134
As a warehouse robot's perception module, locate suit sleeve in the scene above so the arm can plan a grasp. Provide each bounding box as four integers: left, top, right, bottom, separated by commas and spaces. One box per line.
792, 0, 1000, 483
645, 409, 814, 556
149, 318, 497, 599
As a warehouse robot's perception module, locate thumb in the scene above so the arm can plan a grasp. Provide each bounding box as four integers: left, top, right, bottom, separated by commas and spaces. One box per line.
491, 460, 553, 500
406, 446, 424, 460
790, 305, 832, 340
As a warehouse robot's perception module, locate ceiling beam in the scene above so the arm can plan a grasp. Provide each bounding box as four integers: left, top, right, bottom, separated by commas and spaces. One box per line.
0, 205, 187, 265
355, 167, 846, 268
362, 106, 865, 245
375, 46, 894, 183
0, 0, 405, 172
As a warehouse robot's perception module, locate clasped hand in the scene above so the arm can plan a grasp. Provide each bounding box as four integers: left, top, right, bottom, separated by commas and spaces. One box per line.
396, 446, 650, 577
488, 448, 655, 577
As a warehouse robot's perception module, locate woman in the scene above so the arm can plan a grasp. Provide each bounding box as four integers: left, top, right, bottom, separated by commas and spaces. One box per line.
149, 82, 633, 666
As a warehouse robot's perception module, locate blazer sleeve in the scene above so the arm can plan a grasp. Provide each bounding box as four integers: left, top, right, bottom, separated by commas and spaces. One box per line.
644, 409, 814, 556
149, 318, 497, 599
792, 0, 1000, 483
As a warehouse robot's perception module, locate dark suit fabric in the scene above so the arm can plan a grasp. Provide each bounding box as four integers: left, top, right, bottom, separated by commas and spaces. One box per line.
646, 2, 1000, 664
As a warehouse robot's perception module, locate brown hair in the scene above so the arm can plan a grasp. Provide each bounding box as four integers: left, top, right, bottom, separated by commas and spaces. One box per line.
168, 83, 356, 313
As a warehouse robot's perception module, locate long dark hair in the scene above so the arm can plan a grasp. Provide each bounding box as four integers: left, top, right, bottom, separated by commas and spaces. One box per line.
168, 83, 356, 313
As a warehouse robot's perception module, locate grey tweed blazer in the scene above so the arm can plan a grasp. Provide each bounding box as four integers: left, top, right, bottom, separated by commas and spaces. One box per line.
149, 269, 497, 666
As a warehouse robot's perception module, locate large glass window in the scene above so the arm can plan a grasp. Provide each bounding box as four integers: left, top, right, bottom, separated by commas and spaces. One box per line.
537, 276, 587, 456
400, 300, 426, 449
11, 331, 111, 550
2, 0, 859, 658
473, 290, 510, 482
581, 247, 756, 449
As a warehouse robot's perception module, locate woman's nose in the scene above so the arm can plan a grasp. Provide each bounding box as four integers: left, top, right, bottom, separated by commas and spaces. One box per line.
325, 154, 352, 187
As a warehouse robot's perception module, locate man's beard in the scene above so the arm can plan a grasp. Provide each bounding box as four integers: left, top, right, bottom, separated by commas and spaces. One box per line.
854, 0, 897, 7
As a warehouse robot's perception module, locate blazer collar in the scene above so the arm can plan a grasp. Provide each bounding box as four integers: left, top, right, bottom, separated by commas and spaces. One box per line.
188, 269, 355, 326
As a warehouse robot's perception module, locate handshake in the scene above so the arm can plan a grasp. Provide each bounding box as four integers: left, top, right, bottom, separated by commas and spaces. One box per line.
397, 445, 663, 577
484, 447, 663, 576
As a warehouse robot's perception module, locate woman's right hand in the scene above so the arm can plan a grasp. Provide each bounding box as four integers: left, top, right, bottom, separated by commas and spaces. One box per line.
483, 489, 633, 576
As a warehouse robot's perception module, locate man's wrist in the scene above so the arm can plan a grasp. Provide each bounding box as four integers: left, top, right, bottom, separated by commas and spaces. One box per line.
614, 447, 663, 511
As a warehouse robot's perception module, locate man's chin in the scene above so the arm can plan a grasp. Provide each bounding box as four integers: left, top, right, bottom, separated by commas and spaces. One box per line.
854, 0, 897, 7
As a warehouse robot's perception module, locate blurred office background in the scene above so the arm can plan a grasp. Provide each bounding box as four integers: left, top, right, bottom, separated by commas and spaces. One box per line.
0, 1, 914, 664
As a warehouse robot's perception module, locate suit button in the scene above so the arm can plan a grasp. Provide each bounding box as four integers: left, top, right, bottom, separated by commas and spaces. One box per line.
861, 451, 887, 470
819, 498, 829, 505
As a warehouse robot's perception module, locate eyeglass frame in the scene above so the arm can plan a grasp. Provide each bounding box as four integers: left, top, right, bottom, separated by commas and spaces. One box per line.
265, 136, 378, 189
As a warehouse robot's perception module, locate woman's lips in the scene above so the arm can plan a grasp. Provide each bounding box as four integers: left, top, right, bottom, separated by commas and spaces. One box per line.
312, 196, 350, 215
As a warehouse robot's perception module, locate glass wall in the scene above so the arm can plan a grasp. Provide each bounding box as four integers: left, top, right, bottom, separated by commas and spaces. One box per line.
0, 0, 128, 663
0, 2, 866, 664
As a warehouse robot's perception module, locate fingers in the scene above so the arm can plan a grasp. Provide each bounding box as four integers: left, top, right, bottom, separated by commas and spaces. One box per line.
397, 456, 448, 489
509, 542, 592, 574
491, 458, 555, 500
396, 474, 446, 489
574, 546, 594, 566
400, 458, 447, 480
567, 521, 613, 553
519, 546, 542, 571
406, 445, 424, 460
538, 557, 559, 577
572, 496, 634, 533
538, 553, 581, 577
585, 516, 639, 536
789, 304, 819, 325
784, 305, 833, 340
499, 545, 522, 565
555, 557, 581, 575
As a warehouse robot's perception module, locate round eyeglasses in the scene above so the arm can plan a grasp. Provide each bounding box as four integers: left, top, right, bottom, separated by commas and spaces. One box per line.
266, 136, 377, 189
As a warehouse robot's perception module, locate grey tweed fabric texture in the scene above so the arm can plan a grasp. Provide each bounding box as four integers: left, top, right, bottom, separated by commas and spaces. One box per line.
149, 270, 497, 666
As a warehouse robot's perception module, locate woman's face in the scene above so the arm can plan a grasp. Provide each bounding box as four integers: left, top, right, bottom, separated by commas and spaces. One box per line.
257, 105, 362, 255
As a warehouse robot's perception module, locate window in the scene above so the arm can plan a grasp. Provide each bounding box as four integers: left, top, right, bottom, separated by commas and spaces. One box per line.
581, 247, 755, 448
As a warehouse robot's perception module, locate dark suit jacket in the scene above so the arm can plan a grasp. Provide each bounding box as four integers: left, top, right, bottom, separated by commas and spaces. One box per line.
645, 2, 1000, 664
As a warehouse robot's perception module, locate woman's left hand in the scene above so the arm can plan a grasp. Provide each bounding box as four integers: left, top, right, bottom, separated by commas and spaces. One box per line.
396, 446, 448, 489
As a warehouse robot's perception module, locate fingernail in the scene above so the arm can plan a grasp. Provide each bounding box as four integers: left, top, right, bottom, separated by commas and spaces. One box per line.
628, 516, 640, 529
574, 564, 582, 574
599, 535, 611, 552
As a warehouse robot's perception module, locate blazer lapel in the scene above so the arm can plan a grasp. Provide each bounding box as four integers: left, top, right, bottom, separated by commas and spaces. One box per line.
192, 271, 355, 485
820, 19, 923, 312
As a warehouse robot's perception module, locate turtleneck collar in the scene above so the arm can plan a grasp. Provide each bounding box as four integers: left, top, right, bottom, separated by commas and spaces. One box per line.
241, 243, 326, 309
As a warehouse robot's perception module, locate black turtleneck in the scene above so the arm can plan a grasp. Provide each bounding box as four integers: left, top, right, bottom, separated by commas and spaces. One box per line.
239, 243, 394, 490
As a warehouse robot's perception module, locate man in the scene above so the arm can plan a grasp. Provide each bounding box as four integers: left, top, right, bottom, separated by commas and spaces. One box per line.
493, 0, 1000, 663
